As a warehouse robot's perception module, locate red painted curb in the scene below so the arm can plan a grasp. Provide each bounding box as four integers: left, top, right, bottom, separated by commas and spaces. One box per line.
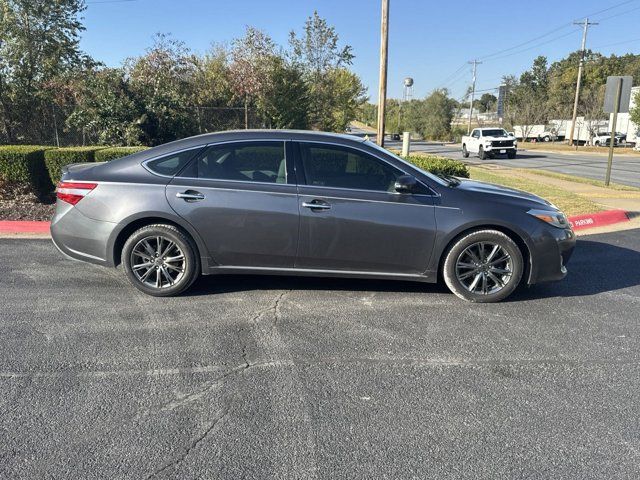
0, 220, 51, 234
568, 209, 629, 230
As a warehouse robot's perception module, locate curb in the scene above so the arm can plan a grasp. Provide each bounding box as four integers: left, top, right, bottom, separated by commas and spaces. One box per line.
567, 209, 630, 231
0, 210, 633, 235
0, 220, 51, 234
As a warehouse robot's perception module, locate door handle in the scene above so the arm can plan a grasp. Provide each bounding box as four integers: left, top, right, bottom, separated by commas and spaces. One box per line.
176, 191, 205, 201
302, 201, 331, 210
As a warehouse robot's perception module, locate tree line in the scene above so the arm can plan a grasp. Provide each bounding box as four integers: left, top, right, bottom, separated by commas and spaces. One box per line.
0, 1, 366, 146
358, 51, 640, 141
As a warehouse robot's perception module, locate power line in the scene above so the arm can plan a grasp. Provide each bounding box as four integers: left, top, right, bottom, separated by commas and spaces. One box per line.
476, 0, 638, 62
591, 4, 640, 22
483, 29, 580, 63
479, 24, 574, 61
592, 36, 640, 49
582, 0, 639, 20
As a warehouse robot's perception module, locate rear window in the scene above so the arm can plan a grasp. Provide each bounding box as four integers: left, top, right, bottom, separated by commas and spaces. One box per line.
144, 148, 201, 176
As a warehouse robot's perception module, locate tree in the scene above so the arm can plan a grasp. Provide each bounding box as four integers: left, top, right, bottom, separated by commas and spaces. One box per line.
65, 67, 143, 145
126, 33, 198, 145
289, 11, 360, 131
421, 89, 455, 140
475, 93, 497, 113
0, 0, 88, 142
258, 56, 310, 129
229, 27, 275, 128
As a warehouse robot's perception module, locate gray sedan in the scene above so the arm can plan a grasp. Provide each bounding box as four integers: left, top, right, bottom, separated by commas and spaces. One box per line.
51, 130, 575, 302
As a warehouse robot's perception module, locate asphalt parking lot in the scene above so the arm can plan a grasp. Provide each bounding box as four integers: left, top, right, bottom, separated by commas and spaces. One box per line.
2, 230, 640, 479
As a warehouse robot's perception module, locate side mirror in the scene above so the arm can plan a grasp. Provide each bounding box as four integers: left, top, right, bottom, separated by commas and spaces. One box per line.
394, 174, 418, 193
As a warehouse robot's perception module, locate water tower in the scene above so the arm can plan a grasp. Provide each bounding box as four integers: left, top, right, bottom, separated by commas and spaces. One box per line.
403, 77, 414, 102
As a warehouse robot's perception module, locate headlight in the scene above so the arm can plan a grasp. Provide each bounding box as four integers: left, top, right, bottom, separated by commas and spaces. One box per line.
527, 209, 571, 229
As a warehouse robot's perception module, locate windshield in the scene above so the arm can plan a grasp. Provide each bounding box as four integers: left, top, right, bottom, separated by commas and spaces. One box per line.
364, 140, 451, 186
482, 129, 508, 137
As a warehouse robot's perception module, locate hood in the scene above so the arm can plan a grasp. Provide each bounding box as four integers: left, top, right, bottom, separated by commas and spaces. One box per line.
482, 135, 515, 140
455, 178, 552, 207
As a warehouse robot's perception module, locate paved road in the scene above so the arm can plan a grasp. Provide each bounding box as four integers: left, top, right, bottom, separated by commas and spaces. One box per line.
387, 141, 640, 188
2, 231, 640, 479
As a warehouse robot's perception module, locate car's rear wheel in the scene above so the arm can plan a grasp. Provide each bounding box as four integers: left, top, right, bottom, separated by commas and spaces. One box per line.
443, 229, 524, 303
122, 224, 200, 296
462, 145, 469, 158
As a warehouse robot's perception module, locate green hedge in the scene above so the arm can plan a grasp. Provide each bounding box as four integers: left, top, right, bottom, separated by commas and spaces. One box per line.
404, 155, 470, 179
0, 145, 54, 194
44, 147, 106, 184
95, 146, 149, 162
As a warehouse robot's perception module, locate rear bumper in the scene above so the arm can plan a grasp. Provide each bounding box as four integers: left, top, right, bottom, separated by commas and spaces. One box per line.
528, 226, 576, 284
50, 201, 117, 266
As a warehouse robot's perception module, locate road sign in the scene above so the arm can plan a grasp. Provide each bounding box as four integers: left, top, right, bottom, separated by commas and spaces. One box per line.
603, 76, 633, 113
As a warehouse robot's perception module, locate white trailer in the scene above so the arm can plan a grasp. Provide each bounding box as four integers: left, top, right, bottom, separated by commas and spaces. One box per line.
608, 86, 639, 146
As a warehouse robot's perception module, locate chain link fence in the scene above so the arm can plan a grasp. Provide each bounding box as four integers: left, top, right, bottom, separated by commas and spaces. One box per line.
0, 104, 262, 147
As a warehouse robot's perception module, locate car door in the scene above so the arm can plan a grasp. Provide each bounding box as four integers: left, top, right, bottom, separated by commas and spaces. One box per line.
470, 129, 480, 152
166, 140, 300, 268
294, 141, 437, 275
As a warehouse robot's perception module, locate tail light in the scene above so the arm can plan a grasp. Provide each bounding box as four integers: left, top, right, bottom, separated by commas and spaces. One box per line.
56, 182, 98, 205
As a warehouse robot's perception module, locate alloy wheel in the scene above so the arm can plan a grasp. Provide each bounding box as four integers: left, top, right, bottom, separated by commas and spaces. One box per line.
455, 241, 513, 295
130, 235, 186, 289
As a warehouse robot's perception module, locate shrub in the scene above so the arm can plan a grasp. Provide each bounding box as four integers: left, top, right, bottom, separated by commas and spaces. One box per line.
404, 155, 470, 178
94, 146, 149, 162
0, 145, 54, 195
44, 147, 106, 184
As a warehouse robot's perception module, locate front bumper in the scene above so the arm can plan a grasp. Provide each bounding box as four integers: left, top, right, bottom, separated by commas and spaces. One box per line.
50, 201, 117, 266
484, 145, 516, 153
528, 226, 576, 284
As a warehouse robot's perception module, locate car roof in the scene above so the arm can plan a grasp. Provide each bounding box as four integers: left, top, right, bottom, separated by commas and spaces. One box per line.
118, 129, 369, 165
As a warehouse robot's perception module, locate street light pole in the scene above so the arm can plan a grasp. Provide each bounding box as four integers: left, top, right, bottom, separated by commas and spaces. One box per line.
376, 0, 390, 147
568, 18, 597, 146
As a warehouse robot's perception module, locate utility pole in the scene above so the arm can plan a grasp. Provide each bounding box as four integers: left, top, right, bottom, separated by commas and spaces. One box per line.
467, 60, 481, 134
376, 0, 390, 147
568, 18, 598, 146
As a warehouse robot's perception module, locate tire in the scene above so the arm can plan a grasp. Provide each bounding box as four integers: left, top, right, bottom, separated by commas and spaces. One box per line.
478, 146, 486, 160
122, 224, 200, 297
543, 136, 551, 142
507, 150, 516, 159
462, 145, 469, 158
442, 229, 524, 303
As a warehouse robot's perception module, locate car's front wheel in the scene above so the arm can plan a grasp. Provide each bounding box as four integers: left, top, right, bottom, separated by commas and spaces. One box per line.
478, 146, 486, 160
442, 229, 524, 303
122, 224, 200, 296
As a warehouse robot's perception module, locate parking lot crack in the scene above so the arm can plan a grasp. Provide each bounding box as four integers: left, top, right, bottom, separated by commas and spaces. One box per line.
271, 290, 290, 329
146, 404, 232, 479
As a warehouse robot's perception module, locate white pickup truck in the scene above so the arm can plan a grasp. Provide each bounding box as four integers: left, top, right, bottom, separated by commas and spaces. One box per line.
462, 128, 517, 160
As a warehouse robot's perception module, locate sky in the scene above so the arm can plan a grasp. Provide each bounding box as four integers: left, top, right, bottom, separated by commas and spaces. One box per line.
80, 0, 640, 103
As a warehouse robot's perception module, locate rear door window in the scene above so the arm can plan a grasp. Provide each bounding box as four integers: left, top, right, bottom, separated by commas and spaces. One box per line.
183, 141, 286, 184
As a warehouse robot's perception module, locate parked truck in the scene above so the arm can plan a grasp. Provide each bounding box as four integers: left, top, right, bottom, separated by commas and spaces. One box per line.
461, 128, 517, 160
